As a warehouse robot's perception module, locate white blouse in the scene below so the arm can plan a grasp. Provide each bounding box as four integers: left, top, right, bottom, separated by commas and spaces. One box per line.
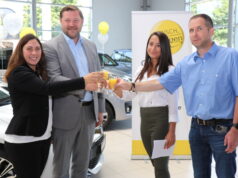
123, 66, 179, 122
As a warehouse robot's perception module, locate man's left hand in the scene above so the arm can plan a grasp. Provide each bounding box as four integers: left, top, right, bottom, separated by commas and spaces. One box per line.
224, 127, 238, 153
96, 112, 103, 127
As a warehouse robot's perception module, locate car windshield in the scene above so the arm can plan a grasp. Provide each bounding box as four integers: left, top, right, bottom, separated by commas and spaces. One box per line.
98, 53, 118, 67
123, 51, 132, 58
112, 50, 132, 62
0, 88, 10, 106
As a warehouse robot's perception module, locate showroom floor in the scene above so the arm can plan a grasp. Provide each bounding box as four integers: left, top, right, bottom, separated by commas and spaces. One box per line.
92, 119, 238, 178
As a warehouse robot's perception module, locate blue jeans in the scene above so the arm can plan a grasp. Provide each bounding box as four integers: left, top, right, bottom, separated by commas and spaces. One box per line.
189, 119, 236, 178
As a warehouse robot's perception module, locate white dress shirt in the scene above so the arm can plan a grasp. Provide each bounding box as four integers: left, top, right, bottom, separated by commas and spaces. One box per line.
123, 66, 179, 122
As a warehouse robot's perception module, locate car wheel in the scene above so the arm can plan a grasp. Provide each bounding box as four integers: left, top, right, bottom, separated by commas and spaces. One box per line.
87, 171, 92, 178
103, 102, 114, 129
0, 144, 16, 178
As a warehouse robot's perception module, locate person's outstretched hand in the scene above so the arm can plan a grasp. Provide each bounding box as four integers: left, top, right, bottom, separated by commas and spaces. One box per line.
114, 78, 131, 91
84, 72, 104, 84
83, 72, 107, 91
85, 83, 98, 91
96, 112, 104, 127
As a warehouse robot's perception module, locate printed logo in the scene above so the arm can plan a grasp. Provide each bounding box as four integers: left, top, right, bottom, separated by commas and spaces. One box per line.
151, 20, 184, 54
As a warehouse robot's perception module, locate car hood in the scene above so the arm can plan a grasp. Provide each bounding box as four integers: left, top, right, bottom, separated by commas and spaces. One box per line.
117, 61, 131, 70
104, 66, 131, 79
0, 104, 12, 123
114, 62, 131, 75
0, 104, 12, 144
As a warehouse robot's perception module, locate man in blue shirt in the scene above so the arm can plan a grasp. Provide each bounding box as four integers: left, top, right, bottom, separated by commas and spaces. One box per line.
116, 14, 238, 178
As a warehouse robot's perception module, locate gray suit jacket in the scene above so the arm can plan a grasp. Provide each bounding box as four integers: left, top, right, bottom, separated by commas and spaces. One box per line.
43, 34, 105, 130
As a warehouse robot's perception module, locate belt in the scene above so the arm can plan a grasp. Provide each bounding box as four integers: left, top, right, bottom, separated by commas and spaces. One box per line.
80, 101, 93, 106
193, 117, 232, 126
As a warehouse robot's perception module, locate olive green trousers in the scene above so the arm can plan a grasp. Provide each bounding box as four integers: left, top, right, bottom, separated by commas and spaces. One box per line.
140, 106, 170, 178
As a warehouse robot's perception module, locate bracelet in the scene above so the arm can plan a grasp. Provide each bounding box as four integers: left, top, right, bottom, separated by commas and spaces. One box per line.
232, 123, 238, 130
130, 82, 136, 92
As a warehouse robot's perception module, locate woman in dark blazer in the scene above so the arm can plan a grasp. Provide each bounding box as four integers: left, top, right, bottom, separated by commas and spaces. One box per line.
3, 34, 103, 178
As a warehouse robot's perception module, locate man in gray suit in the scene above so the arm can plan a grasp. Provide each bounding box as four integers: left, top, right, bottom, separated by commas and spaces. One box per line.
43, 5, 105, 178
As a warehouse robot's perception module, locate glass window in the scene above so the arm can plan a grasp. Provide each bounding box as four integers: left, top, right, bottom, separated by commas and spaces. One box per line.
0, 88, 10, 106
0, 0, 92, 41
35, 1, 92, 41
0, 42, 13, 70
185, 0, 229, 46
0, 0, 92, 72
111, 49, 132, 62
0, 1, 32, 39
234, 0, 238, 49
98, 53, 118, 67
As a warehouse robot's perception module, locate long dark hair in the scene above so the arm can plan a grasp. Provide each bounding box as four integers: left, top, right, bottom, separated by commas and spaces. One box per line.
4, 34, 48, 81
135, 31, 173, 82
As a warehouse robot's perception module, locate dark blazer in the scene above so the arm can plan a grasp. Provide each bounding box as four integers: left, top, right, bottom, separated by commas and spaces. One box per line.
6, 64, 85, 136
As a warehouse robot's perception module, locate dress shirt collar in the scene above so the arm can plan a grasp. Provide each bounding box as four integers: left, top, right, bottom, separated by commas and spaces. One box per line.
62, 33, 83, 45
193, 42, 218, 62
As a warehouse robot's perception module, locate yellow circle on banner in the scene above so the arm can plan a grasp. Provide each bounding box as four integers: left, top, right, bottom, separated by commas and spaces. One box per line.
20, 27, 36, 38
151, 20, 184, 54
98, 21, 109, 35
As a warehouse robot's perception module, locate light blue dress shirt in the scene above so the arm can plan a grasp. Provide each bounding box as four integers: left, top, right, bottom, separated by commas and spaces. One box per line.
63, 34, 93, 101
159, 43, 238, 120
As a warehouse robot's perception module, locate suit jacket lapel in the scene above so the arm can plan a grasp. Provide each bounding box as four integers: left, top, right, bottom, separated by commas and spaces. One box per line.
58, 34, 80, 76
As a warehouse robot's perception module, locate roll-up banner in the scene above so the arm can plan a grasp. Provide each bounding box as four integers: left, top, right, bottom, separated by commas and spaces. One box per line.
131, 11, 193, 159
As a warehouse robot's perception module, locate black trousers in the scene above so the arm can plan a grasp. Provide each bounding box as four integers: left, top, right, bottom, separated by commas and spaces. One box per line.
140, 106, 170, 178
5, 137, 51, 178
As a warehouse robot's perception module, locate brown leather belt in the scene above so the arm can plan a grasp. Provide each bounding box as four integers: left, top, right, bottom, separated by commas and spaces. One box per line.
193, 117, 232, 126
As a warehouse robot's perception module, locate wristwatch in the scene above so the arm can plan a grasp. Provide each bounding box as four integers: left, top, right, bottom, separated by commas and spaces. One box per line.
232, 123, 238, 129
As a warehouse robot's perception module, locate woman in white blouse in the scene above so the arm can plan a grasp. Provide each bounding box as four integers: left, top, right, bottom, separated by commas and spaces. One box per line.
114, 31, 179, 178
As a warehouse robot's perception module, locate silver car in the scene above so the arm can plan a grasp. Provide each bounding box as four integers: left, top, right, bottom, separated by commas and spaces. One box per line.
98, 53, 132, 129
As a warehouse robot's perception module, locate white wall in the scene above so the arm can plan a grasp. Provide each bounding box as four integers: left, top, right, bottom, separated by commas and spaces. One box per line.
150, 0, 185, 11
92, 0, 185, 55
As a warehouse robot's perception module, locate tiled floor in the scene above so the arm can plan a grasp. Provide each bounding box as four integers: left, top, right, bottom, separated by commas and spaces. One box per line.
92, 119, 238, 178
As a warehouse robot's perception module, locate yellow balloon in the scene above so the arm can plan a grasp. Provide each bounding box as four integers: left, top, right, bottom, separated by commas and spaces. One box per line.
98, 21, 109, 35
19, 27, 36, 38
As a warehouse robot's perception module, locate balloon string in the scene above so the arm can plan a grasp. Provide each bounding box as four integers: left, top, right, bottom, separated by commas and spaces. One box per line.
102, 44, 105, 69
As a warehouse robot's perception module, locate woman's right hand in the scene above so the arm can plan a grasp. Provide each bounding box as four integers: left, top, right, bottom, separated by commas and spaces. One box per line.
85, 83, 98, 91
84, 72, 104, 84
83, 72, 107, 91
